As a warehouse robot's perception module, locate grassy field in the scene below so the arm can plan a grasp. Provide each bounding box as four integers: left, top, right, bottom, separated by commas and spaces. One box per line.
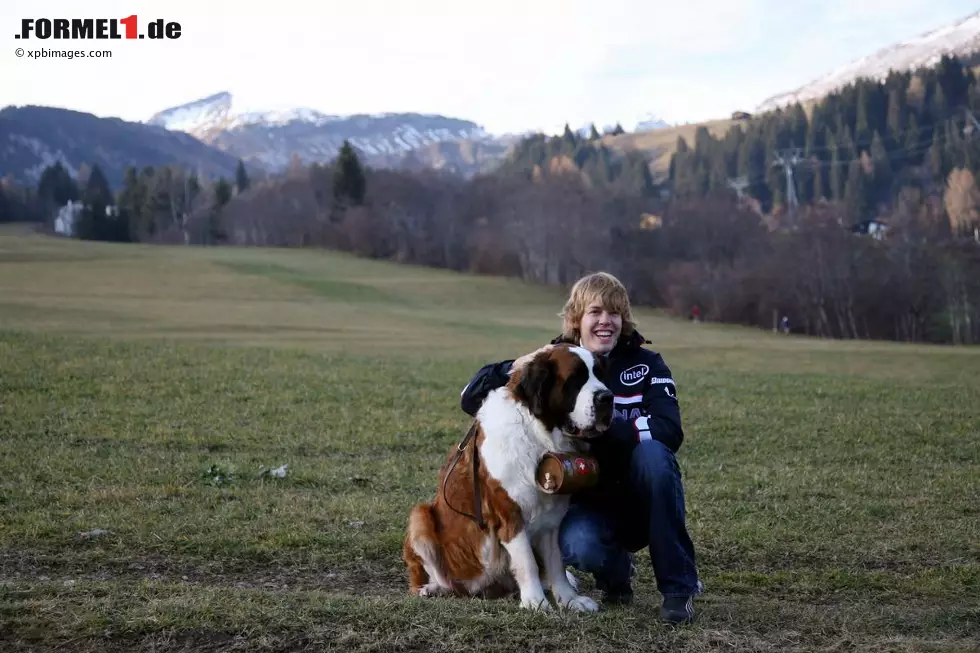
1, 224, 978, 652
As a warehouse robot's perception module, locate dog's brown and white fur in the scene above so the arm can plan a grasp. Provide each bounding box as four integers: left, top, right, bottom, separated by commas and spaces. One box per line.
402, 344, 614, 612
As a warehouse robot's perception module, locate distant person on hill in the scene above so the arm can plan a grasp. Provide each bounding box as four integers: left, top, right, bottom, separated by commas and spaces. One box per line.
690, 304, 701, 323
781, 315, 790, 335
459, 271, 701, 625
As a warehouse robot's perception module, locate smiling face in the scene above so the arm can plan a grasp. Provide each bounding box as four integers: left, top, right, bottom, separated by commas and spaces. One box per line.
578, 300, 623, 355
559, 272, 636, 354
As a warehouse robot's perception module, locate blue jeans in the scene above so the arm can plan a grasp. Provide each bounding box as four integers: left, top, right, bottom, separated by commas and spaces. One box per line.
558, 439, 699, 598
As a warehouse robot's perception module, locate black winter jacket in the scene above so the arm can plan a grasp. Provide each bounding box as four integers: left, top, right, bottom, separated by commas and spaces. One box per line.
459, 331, 684, 490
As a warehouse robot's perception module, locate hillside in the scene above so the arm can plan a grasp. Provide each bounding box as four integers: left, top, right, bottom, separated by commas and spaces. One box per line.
669, 54, 980, 223
600, 117, 740, 179
368, 136, 520, 177
757, 10, 980, 112
0, 105, 241, 189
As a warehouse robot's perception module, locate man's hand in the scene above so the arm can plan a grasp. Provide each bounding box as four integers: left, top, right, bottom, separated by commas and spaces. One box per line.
510, 344, 554, 374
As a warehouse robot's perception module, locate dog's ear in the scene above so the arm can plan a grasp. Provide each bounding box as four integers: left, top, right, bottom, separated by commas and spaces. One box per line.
515, 355, 556, 420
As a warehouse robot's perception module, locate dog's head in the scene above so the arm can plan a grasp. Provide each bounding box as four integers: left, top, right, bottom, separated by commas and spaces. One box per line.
508, 344, 614, 438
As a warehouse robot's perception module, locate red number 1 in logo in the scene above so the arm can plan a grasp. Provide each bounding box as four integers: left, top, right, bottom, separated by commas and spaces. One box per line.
120, 15, 137, 39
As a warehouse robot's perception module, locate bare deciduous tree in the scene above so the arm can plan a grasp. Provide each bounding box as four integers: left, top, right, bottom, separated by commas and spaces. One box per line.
944, 167, 980, 237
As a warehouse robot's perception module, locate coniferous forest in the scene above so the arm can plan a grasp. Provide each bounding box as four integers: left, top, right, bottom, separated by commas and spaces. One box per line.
669, 55, 980, 224
4, 56, 980, 345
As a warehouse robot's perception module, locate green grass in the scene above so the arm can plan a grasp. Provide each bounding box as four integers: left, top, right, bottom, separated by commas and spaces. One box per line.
1, 224, 978, 652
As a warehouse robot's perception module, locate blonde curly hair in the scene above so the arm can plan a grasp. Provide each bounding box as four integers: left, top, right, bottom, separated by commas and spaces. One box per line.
559, 272, 637, 343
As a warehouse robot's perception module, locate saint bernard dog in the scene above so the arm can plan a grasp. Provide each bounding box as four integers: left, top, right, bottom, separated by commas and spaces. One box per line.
402, 343, 614, 612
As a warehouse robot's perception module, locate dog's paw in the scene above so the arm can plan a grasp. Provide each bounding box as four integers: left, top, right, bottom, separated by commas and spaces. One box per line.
564, 595, 600, 613
417, 582, 447, 597
520, 594, 552, 611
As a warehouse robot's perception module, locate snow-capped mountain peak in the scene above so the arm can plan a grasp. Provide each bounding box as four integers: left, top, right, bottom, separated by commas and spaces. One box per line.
570, 114, 669, 138
633, 113, 671, 132
146, 91, 344, 135
146, 91, 232, 133
756, 10, 980, 112
145, 91, 494, 174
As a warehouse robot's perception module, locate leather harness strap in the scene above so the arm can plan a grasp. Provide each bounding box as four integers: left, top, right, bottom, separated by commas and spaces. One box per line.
442, 421, 487, 530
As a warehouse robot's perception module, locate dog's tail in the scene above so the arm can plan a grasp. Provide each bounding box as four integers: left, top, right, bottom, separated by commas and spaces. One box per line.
403, 503, 452, 595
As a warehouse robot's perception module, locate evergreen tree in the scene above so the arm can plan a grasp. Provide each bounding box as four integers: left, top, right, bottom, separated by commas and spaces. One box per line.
886, 87, 905, 143
843, 158, 872, 222
333, 140, 366, 206
708, 155, 730, 195
928, 129, 945, 180
188, 172, 201, 200
741, 133, 770, 206
931, 84, 948, 120
805, 106, 827, 156
788, 103, 808, 147
904, 113, 922, 166
870, 132, 891, 197
669, 137, 690, 182
936, 54, 968, 109
214, 177, 233, 208
235, 160, 250, 193
139, 166, 168, 237
829, 138, 845, 201
75, 165, 119, 241
869, 83, 889, 137
116, 166, 146, 241
611, 123, 625, 136
838, 125, 856, 163
855, 84, 872, 145
589, 124, 601, 141
562, 123, 577, 148
620, 152, 655, 196
37, 162, 79, 208
812, 157, 827, 201
207, 177, 233, 244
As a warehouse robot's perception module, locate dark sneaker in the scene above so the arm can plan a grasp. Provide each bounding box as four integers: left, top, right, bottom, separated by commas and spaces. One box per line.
596, 552, 635, 606
660, 595, 695, 625
601, 588, 634, 605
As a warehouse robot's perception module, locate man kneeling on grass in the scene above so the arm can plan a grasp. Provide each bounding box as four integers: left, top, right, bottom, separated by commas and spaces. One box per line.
459, 271, 702, 625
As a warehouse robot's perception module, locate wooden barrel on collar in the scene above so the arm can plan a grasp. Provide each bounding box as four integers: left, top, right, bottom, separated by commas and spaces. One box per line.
536, 452, 600, 494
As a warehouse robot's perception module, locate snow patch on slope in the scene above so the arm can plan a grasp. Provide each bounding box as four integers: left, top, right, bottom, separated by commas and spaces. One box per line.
757, 10, 980, 112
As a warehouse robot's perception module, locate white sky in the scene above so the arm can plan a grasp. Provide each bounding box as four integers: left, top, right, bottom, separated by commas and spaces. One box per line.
2, 0, 978, 135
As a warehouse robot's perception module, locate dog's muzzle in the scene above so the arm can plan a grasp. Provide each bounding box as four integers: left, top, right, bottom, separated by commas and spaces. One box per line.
564, 389, 614, 438
593, 389, 614, 431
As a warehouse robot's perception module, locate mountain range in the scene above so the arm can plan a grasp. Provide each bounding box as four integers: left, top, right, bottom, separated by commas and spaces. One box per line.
146, 91, 498, 172
2, 9, 980, 191
0, 105, 241, 189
